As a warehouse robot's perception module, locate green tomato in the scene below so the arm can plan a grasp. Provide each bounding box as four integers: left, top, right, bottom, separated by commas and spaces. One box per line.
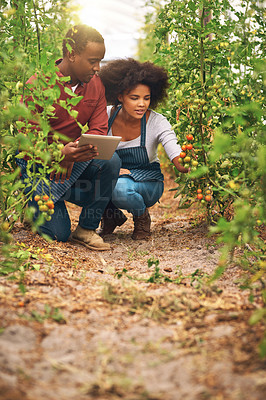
39, 205, 48, 212
2, 221, 10, 231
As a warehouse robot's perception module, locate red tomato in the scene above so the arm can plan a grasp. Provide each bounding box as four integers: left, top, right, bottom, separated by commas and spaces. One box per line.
42, 194, 49, 201
205, 195, 212, 202
186, 134, 194, 141
181, 145, 187, 151
197, 189, 202, 194
197, 193, 203, 200
180, 152, 186, 158
186, 143, 193, 150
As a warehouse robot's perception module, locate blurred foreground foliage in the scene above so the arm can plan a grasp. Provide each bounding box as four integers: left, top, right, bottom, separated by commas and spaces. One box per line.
0, 0, 79, 271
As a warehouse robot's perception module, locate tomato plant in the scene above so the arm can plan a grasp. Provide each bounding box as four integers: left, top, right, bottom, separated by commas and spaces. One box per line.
140, 0, 265, 217
0, 0, 78, 274
140, 0, 265, 356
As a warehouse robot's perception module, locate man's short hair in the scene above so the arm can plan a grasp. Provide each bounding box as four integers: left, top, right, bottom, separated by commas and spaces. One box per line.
62, 24, 104, 56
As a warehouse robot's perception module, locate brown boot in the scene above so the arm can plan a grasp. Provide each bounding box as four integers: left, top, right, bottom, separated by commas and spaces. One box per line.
132, 209, 151, 240
71, 225, 111, 251
98, 205, 127, 236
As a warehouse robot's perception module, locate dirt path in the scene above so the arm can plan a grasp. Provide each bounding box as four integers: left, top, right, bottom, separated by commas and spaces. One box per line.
0, 171, 265, 400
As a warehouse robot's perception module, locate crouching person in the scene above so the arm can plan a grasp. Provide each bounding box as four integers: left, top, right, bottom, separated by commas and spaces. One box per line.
16, 24, 120, 250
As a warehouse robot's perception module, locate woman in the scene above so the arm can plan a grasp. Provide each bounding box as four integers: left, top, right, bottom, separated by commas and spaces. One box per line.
99, 58, 188, 240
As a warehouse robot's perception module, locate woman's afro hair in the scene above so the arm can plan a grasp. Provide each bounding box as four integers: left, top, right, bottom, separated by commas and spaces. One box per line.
99, 58, 169, 109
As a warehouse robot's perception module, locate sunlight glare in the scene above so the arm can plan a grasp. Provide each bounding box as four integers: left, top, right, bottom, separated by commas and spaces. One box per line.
76, 0, 112, 33
74, 0, 146, 59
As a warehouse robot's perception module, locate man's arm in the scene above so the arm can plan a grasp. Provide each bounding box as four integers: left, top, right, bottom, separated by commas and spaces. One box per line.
86, 80, 108, 136
52, 80, 109, 182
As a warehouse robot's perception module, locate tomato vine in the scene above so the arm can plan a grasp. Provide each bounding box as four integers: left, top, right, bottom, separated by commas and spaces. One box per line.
139, 0, 265, 356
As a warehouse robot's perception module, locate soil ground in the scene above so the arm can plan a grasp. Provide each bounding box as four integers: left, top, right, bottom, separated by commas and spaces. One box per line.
0, 170, 265, 400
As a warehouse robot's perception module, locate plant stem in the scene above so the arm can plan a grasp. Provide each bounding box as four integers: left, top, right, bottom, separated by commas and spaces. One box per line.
32, 0, 41, 62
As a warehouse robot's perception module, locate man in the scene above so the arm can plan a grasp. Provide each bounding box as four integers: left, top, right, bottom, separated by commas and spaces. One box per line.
16, 25, 121, 251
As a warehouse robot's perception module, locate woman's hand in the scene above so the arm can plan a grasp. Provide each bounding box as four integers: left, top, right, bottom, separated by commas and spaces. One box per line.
50, 141, 99, 183
172, 156, 190, 173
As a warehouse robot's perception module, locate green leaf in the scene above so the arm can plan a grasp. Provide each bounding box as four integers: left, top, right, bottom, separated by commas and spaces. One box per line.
59, 76, 71, 83
67, 96, 83, 106
188, 165, 209, 178
249, 308, 266, 325
64, 87, 76, 97
69, 110, 78, 119
147, 258, 159, 268
210, 131, 232, 162
232, 168, 240, 177
66, 43, 72, 53
259, 337, 266, 359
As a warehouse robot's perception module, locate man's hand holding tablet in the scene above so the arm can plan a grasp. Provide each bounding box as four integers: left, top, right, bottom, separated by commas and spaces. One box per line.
77, 134, 122, 160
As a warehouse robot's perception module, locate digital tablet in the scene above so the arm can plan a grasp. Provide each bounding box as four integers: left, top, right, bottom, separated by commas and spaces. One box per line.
77, 134, 122, 160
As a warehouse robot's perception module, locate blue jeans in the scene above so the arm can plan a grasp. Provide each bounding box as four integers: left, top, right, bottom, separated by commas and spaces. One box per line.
29, 154, 121, 241
111, 176, 164, 217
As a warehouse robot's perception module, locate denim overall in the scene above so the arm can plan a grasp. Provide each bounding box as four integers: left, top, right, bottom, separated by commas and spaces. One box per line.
108, 105, 164, 182
108, 106, 164, 216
